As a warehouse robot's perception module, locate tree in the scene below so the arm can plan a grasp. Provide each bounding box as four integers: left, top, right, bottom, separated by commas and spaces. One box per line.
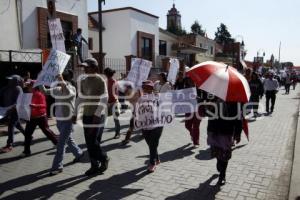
214, 23, 233, 45
191, 20, 205, 36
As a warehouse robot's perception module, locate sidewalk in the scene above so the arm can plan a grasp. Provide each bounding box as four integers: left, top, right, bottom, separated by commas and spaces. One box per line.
0, 87, 299, 200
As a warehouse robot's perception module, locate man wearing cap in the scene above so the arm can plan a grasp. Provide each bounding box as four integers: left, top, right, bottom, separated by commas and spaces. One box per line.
0, 75, 25, 153
73, 58, 110, 176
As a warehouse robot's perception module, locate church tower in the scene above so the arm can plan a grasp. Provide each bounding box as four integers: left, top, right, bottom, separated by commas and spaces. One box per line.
167, 3, 182, 30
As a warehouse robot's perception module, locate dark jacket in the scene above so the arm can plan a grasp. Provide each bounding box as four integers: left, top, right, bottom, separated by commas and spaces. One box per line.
249, 79, 264, 97
207, 101, 243, 137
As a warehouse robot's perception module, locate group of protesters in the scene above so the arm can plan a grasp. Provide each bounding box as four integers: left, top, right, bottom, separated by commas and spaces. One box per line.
0, 56, 295, 186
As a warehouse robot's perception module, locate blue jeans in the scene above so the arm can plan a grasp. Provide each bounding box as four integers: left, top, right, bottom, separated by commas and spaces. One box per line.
51, 120, 82, 170
6, 110, 25, 147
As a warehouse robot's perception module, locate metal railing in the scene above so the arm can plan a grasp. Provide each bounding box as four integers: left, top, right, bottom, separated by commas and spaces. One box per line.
0, 50, 42, 63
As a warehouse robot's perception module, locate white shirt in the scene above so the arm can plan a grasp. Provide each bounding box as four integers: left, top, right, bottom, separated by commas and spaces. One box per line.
154, 81, 172, 93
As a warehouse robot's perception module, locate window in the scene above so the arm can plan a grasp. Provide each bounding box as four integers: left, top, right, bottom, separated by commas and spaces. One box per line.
159, 40, 167, 56
210, 46, 214, 55
200, 43, 203, 48
88, 38, 93, 50
141, 37, 153, 61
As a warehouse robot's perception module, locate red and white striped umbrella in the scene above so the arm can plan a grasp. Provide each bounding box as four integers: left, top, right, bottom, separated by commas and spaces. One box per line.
186, 61, 251, 102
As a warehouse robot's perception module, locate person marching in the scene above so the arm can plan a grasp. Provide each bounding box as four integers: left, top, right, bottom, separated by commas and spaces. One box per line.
21, 80, 58, 157
73, 58, 110, 176
40, 71, 83, 175
154, 72, 172, 93
249, 72, 264, 118
104, 68, 121, 139
263, 71, 279, 114
0, 75, 26, 153
206, 97, 243, 185
139, 80, 164, 173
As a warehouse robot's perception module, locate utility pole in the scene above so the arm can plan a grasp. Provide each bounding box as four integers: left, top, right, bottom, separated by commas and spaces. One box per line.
279, 41, 281, 70
98, 0, 105, 73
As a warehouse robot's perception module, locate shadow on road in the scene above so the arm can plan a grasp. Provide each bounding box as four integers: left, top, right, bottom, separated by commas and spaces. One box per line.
77, 166, 148, 200
165, 174, 221, 200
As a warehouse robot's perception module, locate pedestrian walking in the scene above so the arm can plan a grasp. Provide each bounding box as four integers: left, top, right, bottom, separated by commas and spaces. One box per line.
21, 80, 58, 157
139, 80, 163, 173
40, 72, 83, 176
104, 67, 121, 139
174, 72, 185, 90
249, 72, 264, 117
0, 75, 25, 153
263, 72, 279, 114
206, 98, 243, 185
284, 73, 291, 94
73, 58, 110, 176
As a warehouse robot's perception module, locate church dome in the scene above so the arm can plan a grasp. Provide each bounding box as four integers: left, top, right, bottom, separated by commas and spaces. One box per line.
168, 4, 181, 16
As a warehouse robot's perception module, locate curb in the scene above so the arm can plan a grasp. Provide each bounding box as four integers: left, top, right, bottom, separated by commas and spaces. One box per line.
289, 96, 300, 200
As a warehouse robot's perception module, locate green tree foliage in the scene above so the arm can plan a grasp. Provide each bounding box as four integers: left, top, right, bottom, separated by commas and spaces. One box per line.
191, 20, 205, 36
215, 23, 233, 44
167, 21, 187, 36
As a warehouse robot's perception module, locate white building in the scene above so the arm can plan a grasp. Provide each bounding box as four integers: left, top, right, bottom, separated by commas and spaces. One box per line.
89, 7, 159, 63
0, 0, 88, 51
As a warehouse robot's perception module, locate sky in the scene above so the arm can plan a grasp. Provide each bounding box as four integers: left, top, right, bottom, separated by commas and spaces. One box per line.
88, 0, 300, 66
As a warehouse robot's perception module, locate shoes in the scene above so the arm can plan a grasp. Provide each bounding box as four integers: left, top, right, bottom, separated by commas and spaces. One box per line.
19, 152, 31, 158
155, 160, 161, 165
49, 168, 63, 176
114, 134, 121, 139
85, 167, 101, 176
99, 157, 110, 173
0, 146, 13, 153
193, 144, 200, 148
147, 164, 156, 173
217, 177, 226, 186
73, 152, 84, 163
121, 139, 130, 145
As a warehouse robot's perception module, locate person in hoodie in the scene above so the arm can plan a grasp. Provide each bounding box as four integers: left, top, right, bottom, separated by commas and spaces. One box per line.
40, 71, 83, 175
248, 72, 264, 118
0, 75, 25, 153
21, 80, 58, 157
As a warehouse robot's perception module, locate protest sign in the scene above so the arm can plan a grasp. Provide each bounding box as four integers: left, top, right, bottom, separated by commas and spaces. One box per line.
127, 58, 152, 88
170, 87, 197, 114
34, 49, 70, 87
134, 94, 173, 130
167, 58, 179, 85
16, 93, 32, 121
48, 18, 66, 52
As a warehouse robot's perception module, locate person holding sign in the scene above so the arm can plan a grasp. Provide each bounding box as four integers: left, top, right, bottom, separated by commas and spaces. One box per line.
154, 72, 172, 93
104, 68, 121, 139
21, 80, 58, 157
73, 58, 110, 176
138, 80, 164, 173
40, 71, 83, 176
0, 75, 25, 153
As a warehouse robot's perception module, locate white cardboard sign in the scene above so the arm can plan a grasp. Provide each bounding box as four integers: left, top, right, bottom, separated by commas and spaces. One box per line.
167, 58, 179, 85
48, 18, 66, 53
127, 58, 152, 88
16, 93, 32, 121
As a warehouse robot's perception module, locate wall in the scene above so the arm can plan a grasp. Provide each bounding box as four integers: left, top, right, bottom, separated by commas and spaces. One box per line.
22, 0, 88, 49
88, 28, 99, 53
129, 10, 159, 57
0, 0, 21, 50
159, 30, 177, 57
195, 35, 215, 63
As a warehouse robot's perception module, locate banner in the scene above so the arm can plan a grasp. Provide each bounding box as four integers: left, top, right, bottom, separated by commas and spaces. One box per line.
167, 58, 179, 85
34, 49, 70, 87
169, 87, 197, 114
127, 58, 152, 88
134, 94, 173, 130
16, 93, 32, 121
48, 18, 65, 52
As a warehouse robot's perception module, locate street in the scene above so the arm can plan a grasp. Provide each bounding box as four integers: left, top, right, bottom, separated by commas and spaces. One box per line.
0, 87, 299, 200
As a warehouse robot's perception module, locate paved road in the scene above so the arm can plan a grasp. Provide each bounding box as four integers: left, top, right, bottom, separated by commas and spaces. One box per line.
0, 87, 299, 200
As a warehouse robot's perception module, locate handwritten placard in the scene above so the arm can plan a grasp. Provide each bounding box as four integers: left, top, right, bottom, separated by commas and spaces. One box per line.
16, 93, 32, 121
48, 18, 66, 52
34, 49, 70, 87
127, 58, 152, 88
167, 58, 179, 85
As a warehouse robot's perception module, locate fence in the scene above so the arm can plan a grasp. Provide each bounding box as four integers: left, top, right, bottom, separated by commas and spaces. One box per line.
0, 50, 42, 63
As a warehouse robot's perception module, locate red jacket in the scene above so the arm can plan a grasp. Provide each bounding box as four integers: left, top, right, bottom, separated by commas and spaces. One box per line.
30, 89, 47, 118
107, 78, 118, 103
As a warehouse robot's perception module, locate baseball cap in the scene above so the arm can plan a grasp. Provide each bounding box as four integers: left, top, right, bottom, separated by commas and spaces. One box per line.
79, 58, 98, 68
142, 80, 154, 88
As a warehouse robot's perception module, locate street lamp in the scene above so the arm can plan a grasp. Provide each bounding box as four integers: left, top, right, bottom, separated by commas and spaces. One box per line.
98, 0, 105, 73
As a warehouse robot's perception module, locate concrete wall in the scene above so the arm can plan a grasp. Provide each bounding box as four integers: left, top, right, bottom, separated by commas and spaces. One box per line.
195, 36, 215, 63
0, 0, 21, 50
159, 30, 177, 57
22, 0, 88, 49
